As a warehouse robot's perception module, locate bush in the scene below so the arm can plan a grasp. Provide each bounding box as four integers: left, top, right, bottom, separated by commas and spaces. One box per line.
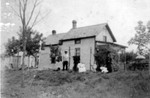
94, 46, 118, 71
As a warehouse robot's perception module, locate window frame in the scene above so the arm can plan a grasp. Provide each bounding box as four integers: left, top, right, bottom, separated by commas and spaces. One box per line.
75, 39, 81, 44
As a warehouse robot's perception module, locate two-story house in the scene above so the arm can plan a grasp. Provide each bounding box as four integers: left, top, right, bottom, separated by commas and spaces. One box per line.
39, 20, 126, 70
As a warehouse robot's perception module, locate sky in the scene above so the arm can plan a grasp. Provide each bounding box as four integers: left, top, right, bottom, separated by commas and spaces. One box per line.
1, 0, 150, 53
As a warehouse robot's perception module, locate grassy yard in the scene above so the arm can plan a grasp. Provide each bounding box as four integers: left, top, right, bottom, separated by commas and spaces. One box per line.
1, 69, 150, 98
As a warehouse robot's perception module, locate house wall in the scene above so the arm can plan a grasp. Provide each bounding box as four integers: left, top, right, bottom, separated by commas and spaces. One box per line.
39, 45, 64, 70
61, 37, 95, 70
96, 27, 113, 42
39, 47, 51, 69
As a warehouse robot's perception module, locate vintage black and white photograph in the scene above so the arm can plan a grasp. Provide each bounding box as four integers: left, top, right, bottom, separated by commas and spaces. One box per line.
0, 0, 150, 98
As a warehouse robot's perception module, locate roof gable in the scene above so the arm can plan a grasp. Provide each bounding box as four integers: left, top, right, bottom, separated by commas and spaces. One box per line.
62, 23, 116, 42
106, 24, 116, 42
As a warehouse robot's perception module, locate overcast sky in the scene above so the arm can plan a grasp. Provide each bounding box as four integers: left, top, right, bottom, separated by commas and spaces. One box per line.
1, 0, 150, 53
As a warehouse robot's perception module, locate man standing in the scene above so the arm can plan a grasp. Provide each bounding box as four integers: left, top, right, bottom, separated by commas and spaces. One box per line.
62, 51, 69, 71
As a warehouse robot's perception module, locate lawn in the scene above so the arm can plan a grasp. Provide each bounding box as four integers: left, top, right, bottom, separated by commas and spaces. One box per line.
1, 69, 150, 98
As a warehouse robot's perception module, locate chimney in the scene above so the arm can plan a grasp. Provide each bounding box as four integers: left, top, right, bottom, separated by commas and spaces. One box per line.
52, 30, 56, 35
72, 20, 77, 29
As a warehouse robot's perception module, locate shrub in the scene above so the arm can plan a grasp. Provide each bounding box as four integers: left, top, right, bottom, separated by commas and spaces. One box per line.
94, 46, 118, 71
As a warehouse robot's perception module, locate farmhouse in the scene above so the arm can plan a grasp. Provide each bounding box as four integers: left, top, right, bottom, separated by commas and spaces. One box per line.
39, 20, 126, 70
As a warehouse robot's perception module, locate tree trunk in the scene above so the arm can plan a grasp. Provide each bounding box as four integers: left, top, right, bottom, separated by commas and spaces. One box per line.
21, 35, 26, 88
21, 49, 25, 88
149, 53, 150, 75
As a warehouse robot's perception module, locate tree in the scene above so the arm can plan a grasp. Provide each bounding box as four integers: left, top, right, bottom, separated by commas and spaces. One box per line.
10, 0, 45, 87
5, 28, 44, 66
128, 21, 150, 54
23, 27, 44, 67
128, 21, 150, 73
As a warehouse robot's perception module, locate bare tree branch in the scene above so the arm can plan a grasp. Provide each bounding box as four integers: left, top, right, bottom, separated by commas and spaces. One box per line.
18, 0, 24, 12
10, 6, 20, 17
31, 11, 50, 28
31, 10, 40, 28
18, 0, 23, 24
26, 0, 40, 27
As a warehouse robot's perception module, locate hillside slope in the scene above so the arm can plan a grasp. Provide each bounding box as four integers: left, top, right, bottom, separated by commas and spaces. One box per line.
1, 70, 150, 98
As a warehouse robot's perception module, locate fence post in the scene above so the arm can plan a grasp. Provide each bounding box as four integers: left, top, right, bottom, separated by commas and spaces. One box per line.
17, 52, 19, 69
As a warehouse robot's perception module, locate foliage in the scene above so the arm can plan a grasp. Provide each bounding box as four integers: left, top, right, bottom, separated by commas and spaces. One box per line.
5, 27, 44, 57
5, 36, 20, 56
50, 45, 62, 62
94, 46, 118, 67
120, 51, 137, 63
128, 21, 150, 55
23, 27, 44, 57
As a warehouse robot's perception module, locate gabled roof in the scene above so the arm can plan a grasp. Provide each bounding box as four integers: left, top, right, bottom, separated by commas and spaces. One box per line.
45, 33, 66, 45
62, 23, 116, 42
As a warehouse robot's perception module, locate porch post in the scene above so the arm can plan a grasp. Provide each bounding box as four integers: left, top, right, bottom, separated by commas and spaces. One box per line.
69, 47, 71, 70
124, 49, 126, 71
90, 47, 92, 71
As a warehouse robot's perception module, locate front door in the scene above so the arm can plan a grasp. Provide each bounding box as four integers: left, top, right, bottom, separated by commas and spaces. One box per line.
73, 48, 80, 71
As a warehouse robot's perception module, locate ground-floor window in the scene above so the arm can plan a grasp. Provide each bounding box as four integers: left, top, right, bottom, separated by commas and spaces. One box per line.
75, 48, 80, 56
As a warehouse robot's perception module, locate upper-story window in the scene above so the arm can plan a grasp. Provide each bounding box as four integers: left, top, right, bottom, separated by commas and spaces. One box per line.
75, 39, 81, 44
103, 36, 107, 42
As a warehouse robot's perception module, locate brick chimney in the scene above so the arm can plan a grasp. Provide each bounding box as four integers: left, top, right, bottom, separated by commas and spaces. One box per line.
72, 20, 77, 29
52, 30, 56, 35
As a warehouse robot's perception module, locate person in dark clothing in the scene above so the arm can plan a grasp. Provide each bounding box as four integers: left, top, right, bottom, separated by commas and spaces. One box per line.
106, 53, 112, 73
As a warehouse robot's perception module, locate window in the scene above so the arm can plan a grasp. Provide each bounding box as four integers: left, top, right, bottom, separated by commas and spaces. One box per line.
103, 36, 107, 42
75, 39, 81, 44
59, 40, 63, 45
75, 48, 80, 56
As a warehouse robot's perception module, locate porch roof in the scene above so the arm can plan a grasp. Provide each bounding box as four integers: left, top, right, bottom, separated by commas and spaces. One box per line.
96, 41, 127, 49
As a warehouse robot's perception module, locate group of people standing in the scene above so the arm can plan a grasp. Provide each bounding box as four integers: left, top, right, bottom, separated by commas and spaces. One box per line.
61, 51, 112, 73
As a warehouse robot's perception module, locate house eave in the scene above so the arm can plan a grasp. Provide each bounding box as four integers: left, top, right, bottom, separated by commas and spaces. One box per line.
96, 41, 127, 48
44, 44, 60, 47
105, 24, 117, 42
61, 36, 96, 41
